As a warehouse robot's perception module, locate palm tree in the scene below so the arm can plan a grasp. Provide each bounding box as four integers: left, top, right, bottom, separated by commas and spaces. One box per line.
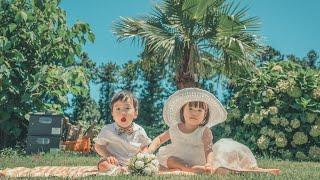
112, 0, 262, 89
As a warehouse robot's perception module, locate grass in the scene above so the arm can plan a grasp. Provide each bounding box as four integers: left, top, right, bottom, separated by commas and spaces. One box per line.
0, 152, 319, 179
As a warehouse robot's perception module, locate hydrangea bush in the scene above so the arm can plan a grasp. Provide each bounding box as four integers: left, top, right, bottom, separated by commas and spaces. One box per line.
222, 61, 320, 161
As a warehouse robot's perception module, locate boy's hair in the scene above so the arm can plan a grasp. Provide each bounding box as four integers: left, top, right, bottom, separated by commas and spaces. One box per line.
110, 90, 139, 112
180, 101, 210, 126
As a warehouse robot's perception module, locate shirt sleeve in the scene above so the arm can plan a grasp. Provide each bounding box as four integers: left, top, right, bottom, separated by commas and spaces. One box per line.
138, 127, 152, 147
93, 125, 110, 145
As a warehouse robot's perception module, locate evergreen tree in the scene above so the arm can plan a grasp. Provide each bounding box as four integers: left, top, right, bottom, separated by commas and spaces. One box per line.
119, 60, 139, 92
96, 62, 119, 124
259, 46, 284, 63
306, 50, 319, 68
72, 95, 100, 124
137, 57, 166, 126
71, 53, 100, 124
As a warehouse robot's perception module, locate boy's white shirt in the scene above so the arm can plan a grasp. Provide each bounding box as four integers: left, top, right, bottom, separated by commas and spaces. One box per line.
94, 122, 151, 165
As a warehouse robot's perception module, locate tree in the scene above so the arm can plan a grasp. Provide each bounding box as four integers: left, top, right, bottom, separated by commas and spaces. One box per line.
77, 52, 97, 81
71, 53, 100, 124
119, 60, 139, 92
287, 54, 300, 64
258, 46, 284, 63
137, 55, 166, 126
0, 0, 94, 147
112, 0, 262, 89
72, 95, 101, 125
306, 50, 319, 69
96, 62, 119, 124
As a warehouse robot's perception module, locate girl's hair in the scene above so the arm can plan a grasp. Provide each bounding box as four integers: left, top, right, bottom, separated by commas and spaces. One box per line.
180, 101, 210, 126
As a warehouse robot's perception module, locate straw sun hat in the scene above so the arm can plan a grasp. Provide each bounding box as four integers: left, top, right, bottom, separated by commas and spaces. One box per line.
163, 88, 227, 128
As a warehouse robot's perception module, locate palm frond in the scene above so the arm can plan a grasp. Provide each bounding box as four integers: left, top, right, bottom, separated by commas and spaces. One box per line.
112, 0, 262, 80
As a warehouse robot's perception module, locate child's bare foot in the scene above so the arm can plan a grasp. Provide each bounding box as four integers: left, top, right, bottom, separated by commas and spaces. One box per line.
214, 167, 230, 176
157, 165, 181, 173
273, 169, 281, 175
97, 161, 108, 172
98, 160, 114, 172
159, 165, 167, 172
119, 166, 129, 173
191, 165, 207, 174
257, 168, 281, 175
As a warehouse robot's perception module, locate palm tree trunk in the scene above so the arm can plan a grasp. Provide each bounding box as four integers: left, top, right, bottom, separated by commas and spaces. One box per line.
175, 46, 200, 89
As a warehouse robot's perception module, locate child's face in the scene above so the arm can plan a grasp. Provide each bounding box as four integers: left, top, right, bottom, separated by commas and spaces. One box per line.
182, 103, 207, 126
111, 99, 138, 128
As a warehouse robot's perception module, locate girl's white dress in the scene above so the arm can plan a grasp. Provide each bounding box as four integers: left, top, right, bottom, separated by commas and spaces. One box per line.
157, 124, 257, 170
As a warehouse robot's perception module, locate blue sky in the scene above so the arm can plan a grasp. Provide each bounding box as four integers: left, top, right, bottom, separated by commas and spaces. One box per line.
60, 0, 320, 100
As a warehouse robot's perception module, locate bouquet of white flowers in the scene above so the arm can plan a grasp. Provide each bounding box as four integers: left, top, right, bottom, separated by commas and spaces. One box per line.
127, 152, 159, 176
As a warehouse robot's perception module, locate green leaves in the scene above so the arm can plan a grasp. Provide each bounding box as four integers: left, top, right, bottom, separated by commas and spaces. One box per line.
296, 97, 312, 109
15, 10, 28, 22
8, 24, 17, 32
0, 0, 94, 147
0, 112, 11, 123
113, 0, 261, 87
227, 60, 320, 161
88, 31, 95, 43
0, 36, 9, 50
183, 0, 223, 20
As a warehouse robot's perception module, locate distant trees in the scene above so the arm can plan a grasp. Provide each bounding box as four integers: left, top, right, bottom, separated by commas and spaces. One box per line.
305, 50, 319, 69
96, 62, 119, 124
71, 53, 100, 124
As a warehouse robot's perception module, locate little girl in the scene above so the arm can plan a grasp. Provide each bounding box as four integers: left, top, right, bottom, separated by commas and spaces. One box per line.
148, 88, 280, 175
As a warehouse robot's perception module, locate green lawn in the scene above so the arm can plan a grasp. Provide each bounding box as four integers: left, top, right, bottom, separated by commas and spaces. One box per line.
1, 152, 319, 179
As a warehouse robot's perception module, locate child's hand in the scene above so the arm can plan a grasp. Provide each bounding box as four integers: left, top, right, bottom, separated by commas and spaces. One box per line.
139, 145, 149, 153
204, 163, 215, 174
141, 148, 149, 153
105, 156, 119, 165
97, 156, 119, 172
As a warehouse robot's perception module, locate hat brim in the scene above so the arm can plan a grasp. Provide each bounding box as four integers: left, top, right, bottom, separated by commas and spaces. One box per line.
163, 88, 227, 128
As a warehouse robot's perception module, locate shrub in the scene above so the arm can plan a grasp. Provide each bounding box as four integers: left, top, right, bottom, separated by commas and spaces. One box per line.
224, 61, 320, 161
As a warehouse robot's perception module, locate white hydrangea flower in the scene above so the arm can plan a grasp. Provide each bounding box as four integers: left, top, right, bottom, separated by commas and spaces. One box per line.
143, 167, 152, 175
151, 159, 159, 166
268, 106, 278, 115
143, 153, 150, 159
151, 165, 158, 173
134, 160, 144, 169
150, 154, 156, 159
262, 91, 267, 96
271, 65, 283, 72
257, 135, 269, 150
128, 152, 159, 175
136, 153, 144, 160
310, 125, 320, 137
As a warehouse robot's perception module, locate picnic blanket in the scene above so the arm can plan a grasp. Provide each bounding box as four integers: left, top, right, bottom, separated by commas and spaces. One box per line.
0, 166, 195, 178
0, 166, 102, 178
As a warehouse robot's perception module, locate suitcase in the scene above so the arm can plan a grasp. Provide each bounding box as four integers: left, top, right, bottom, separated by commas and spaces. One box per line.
26, 113, 68, 154
28, 114, 65, 136
26, 135, 61, 154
